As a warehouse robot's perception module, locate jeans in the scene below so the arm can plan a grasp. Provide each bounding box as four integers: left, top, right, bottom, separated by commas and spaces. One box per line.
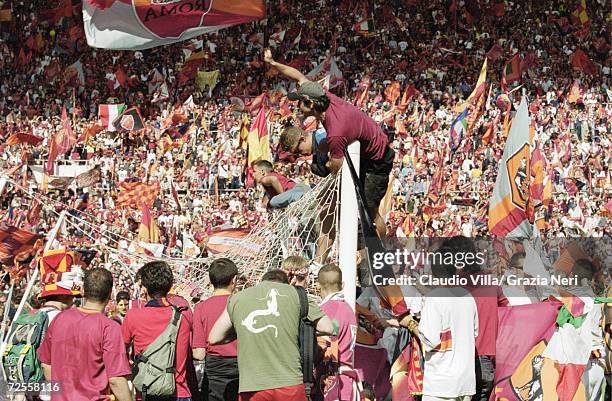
475, 355, 495, 401
269, 184, 308, 209
201, 355, 239, 401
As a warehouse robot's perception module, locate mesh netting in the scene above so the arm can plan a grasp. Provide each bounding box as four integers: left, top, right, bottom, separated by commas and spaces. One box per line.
175, 173, 341, 294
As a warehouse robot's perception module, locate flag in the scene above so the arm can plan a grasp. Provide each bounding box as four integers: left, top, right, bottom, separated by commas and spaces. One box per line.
138, 204, 160, 243
0, 9, 12, 22
488, 98, 537, 239
501, 53, 521, 92
65, 59, 86, 87
116, 181, 160, 208
455, 58, 487, 113
354, 19, 373, 36
54, 0, 73, 21
6, 133, 44, 146
83, 0, 266, 50
450, 108, 469, 152
487, 2, 505, 17
571, 0, 590, 29
151, 81, 169, 103
76, 166, 102, 188
195, 70, 220, 92
98, 104, 126, 131
493, 302, 562, 401
291, 29, 302, 48
306, 56, 343, 89
486, 43, 504, 62
568, 80, 584, 104
269, 29, 286, 47
182, 232, 201, 258
147, 68, 165, 94
0, 226, 43, 265
46, 107, 76, 174
204, 228, 258, 254
112, 107, 145, 131
571, 49, 598, 75
384, 81, 401, 105
246, 107, 271, 165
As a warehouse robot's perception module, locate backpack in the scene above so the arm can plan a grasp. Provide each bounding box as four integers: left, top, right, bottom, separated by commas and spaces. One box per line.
132, 305, 186, 401
295, 286, 317, 401
1, 309, 50, 384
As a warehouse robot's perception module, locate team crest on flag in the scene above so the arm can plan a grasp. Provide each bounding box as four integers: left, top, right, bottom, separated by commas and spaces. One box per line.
120, 114, 134, 130
506, 143, 530, 211
134, 0, 213, 39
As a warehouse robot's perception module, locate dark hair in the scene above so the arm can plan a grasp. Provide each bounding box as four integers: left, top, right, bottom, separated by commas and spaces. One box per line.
84, 268, 114, 302
311, 95, 330, 113
116, 290, 130, 303
362, 382, 376, 400
317, 264, 342, 291
253, 160, 273, 172
209, 258, 238, 289
509, 252, 526, 269
262, 269, 289, 284
138, 261, 174, 299
432, 236, 478, 278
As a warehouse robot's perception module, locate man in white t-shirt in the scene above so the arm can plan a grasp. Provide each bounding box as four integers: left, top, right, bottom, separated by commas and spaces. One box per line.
403, 236, 479, 401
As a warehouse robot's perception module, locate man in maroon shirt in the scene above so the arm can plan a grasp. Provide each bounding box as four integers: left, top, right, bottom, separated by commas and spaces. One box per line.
265, 49, 394, 237
38, 268, 132, 401
122, 261, 194, 401
252, 160, 309, 209
193, 258, 239, 401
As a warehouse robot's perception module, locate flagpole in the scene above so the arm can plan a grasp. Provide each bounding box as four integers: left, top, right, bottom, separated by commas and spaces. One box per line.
0, 211, 66, 351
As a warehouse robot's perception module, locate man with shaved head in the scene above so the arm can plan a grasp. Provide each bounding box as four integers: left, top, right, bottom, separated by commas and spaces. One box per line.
316, 264, 361, 401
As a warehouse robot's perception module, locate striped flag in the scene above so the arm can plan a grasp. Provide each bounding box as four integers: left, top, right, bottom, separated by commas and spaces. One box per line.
488, 98, 538, 239
455, 58, 487, 113
450, 108, 469, 152
98, 104, 126, 131
116, 181, 160, 208
354, 19, 374, 36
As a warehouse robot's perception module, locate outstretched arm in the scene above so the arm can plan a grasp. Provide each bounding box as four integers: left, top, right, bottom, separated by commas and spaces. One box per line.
264, 49, 309, 85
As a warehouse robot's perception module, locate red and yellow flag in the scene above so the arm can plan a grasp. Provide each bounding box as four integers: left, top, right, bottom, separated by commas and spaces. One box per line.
246, 106, 271, 165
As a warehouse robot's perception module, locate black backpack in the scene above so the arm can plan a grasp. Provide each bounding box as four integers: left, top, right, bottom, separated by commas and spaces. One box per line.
295, 286, 317, 401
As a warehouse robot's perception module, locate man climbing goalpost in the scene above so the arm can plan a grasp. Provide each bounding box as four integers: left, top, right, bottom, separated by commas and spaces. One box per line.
264, 49, 395, 239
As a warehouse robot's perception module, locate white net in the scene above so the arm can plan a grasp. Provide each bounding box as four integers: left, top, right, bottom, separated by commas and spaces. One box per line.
175, 173, 342, 294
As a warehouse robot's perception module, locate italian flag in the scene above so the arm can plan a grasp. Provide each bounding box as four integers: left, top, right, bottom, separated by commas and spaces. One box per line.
98, 104, 126, 132
354, 19, 373, 35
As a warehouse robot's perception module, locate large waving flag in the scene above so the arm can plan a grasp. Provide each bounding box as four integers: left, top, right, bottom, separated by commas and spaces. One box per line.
246, 106, 271, 165
138, 204, 160, 243
488, 98, 538, 239
98, 104, 126, 131
83, 0, 266, 50
493, 302, 562, 401
455, 58, 487, 113
450, 108, 469, 152
46, 107, 76, 174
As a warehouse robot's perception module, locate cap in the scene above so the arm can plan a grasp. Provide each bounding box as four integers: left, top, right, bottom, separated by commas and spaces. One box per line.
287, 81, 326, 101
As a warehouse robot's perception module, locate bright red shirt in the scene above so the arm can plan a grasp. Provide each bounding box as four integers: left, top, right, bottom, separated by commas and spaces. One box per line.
122, 298, 193, 398
192, 294, 237, 357
323, 92, 388, 161
37, 308, 131, 401
263, 172, 297, 198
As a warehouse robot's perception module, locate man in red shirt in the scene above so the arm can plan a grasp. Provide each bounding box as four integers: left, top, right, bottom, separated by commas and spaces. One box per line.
122, 261, 194, 401
38, 268, 132, 401
265, 49, 394, 238
192, 258, 239, 401
252, 160, 309, 209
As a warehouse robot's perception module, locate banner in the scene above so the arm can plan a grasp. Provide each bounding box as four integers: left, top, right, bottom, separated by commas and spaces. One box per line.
83, 0, 266, 50
98, 104, 126, 131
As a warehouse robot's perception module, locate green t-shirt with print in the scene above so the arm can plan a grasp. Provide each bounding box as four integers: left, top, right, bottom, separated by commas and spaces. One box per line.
227, 281, 326, 393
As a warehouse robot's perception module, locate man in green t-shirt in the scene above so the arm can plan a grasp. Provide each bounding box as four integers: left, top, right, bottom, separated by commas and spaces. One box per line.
209, 269, 335, 401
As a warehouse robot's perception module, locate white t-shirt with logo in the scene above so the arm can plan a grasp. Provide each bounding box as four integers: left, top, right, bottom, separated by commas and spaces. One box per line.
418, 287, 478, 397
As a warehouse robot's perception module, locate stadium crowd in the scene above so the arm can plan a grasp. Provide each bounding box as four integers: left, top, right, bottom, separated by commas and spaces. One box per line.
0, 0, 610, 399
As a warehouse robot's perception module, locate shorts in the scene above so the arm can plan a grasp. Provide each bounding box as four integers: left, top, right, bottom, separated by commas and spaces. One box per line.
359, 146, 395, 210
238, 384, 308, 401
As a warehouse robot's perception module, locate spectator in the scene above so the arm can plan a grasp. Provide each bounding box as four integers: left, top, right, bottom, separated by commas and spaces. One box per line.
192, 258, 239, 401
38, 268, 132, 401
209, 269, 335, 401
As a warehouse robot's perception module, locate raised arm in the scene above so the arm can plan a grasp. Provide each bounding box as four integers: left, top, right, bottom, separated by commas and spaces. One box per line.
264, 49, 309, 85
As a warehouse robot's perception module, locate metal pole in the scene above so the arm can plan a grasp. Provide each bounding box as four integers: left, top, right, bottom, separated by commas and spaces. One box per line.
338, 142, 360, 310
0, 211, 66, 351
